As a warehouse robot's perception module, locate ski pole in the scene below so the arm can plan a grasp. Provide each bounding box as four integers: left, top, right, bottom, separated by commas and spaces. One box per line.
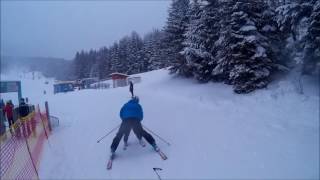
143, 125, 171, 146
97, 124, 120, 143
153, 168, 162, 180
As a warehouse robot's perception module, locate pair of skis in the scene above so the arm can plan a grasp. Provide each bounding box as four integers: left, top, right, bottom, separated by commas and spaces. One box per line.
107, 146, 167, 170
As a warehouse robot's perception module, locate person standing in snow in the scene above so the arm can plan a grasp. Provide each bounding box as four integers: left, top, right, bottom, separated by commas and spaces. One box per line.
18, 98, 31, 137
0, 99, 5, 116
129, 81, 134, 98
4, 100, 14, 132
0, 99, 6, 136
110, 96, 159, 157
18, 98, 30, 118
123, 81, 145, 148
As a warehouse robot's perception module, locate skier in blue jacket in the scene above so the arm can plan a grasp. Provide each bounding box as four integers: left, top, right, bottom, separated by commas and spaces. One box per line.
110, 96, 159, 156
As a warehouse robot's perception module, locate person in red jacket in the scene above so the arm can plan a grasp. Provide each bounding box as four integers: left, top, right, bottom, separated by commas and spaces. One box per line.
4, 100, 14, 129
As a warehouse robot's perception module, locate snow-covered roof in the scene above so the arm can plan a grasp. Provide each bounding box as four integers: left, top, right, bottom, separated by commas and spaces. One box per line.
54, 80, 75, 85
81, 77, 98, 80
109, 72, 129, 77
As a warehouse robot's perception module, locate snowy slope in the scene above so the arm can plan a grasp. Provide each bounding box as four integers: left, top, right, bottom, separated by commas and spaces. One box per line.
2, 69, 319, 179
1, 71, 54, 106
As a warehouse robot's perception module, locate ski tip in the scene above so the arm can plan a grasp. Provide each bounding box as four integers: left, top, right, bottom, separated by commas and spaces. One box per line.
159, 151, 168, 160
161, 155, 168, 160
153, 167, 163, 171
107, 161, 112, 170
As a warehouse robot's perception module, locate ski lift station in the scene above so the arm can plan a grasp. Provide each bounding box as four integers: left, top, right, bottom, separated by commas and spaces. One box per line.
110, 73, 129, 88
53, 81, 74, 94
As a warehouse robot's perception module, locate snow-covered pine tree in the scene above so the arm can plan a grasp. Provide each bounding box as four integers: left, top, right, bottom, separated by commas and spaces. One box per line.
142, 29, 167, 71
87, 49, 98, 78
118, 36, 131, 74
182, 0, 221, 82
276, 0, 314, 66
164, 0, 191, 76
127, 31, 144, 74
214, 0, 275, 93
109, 42, 121, 73
73, 50, 95, 79
182, 0, 205, 81
97, 47, 111, 79
260, 0, 287, 71
276, 0, 313, 41
141, 32, 154, 71
209, 0, 232, 82
154, 30, 171, 70
89, 62, 99, 78
302, 0, 320, 75
86, 51, 94, 78
73, 51, 83, 79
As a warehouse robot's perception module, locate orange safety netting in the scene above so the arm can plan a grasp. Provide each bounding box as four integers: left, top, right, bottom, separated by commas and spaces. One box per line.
0, 107, 51, 180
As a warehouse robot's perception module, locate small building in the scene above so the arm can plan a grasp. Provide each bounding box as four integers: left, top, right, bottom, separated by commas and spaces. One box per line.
80, 78, 99, 89
90, 81, 111, 89
54, 81, 74, 94
110, 73, 129, 88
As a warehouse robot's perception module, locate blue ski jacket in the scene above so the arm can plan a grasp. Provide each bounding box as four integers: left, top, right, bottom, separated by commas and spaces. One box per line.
120, 99, 143, 121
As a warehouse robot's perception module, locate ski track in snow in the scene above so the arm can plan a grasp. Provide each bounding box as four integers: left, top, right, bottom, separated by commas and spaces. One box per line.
1, 69, 319, 179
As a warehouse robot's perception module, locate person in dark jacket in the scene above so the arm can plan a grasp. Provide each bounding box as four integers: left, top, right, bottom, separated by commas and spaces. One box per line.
0, 99, 5, 116
18, 98, 31, 137
0, 99, 4, 108
0, 102, 5, 136
129, 81, 134, 98
18, 98, 30, 118
125, 81, 140, 147
110, 96, 159, 157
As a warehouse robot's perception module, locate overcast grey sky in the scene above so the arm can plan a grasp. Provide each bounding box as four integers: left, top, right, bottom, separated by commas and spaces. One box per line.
1, 1, 170, 59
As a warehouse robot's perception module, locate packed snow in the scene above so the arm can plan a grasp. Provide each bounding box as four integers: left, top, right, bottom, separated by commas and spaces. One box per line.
1, 69, 319, 179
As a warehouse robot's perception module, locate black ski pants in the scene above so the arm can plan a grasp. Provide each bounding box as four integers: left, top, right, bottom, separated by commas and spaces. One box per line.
130, 89, 134, 98
8, 117, 14, 127
123, 128, 138, 143
110, 118, 155, 152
